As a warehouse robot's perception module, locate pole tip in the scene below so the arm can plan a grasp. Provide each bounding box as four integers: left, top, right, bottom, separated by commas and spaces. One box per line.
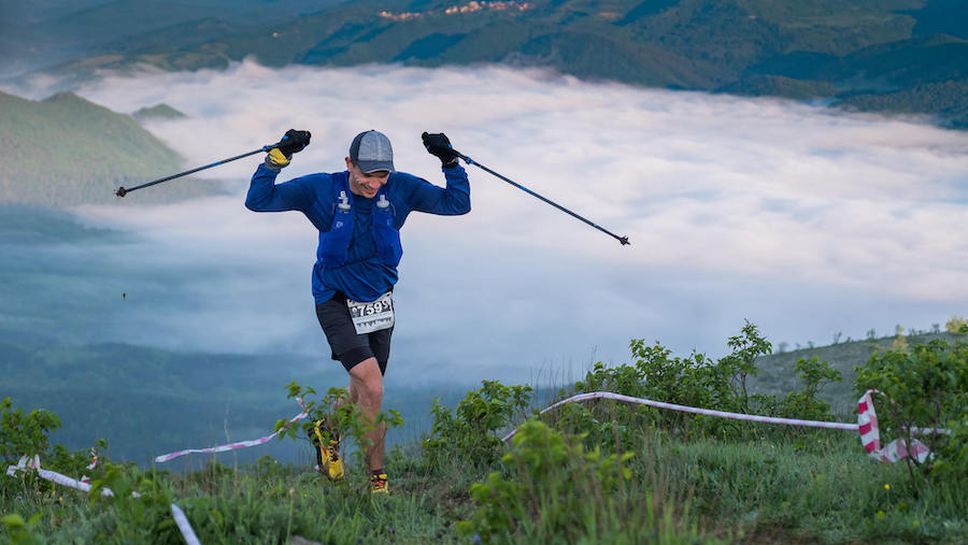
619, 236, 630, 246
115, 186, 127, 198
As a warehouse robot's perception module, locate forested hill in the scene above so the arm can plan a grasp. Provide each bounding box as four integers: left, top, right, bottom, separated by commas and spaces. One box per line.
8, 0, 968, 129
0, 91, 219, 208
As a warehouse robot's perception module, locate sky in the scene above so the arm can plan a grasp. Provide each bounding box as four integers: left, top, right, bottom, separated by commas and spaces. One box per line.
11, 60, 968, 387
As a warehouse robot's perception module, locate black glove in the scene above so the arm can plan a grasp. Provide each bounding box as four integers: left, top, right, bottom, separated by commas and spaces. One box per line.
422, 131, 460, 167
276, 129, 311, 158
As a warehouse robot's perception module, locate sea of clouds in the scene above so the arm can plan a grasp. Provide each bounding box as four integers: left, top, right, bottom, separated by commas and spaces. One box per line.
10, 60, 967, 386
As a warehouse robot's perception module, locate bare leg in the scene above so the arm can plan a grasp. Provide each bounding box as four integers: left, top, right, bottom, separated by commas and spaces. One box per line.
347, 357, 386, 471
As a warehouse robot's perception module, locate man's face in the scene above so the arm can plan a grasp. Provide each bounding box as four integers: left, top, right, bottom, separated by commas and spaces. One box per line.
345, 157, 389, 198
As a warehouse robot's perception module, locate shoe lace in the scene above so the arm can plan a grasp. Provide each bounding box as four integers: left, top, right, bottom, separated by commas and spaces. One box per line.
328, 443, 340, 463
370, 473, 388, 488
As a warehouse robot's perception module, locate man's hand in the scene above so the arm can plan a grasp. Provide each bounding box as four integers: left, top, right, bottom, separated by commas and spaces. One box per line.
266, 129, 311, 169
421, 132, 460, 167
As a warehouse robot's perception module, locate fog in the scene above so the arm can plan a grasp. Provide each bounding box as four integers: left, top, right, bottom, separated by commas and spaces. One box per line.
16, 60, 968, 386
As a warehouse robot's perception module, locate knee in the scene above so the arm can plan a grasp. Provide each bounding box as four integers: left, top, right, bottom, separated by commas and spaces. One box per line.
350, 358, 384, 405
362, 379, 383, 404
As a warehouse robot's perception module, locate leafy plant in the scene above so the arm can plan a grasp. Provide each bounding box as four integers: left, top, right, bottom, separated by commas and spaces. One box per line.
276, 382, 403, 468
0, 513, 44, 545
570, 322, 775, 440
945, 315, 968, 335
459, 419, 636, 543
422, 380, 532, 469
0, 398, 60, 464
855, 338, 968, 479
774, 356, 843, 421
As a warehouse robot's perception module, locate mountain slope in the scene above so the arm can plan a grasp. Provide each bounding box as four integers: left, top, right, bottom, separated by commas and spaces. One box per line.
0, 91, 219, 207
16, 0, 966, 128
751, 331, 963, 413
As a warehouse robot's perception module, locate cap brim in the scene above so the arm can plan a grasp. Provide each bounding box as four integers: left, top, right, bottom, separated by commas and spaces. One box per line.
357, 160, 394, 174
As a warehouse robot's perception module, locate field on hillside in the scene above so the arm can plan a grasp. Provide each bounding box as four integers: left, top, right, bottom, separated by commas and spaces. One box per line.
3, 325, 966, 544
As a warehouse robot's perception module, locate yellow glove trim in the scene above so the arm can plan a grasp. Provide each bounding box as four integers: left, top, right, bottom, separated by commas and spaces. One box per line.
266, 148, 290, 168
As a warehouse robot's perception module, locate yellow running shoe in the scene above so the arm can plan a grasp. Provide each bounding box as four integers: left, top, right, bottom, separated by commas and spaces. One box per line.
310, 420, 344, 482
370, 471, 389, 495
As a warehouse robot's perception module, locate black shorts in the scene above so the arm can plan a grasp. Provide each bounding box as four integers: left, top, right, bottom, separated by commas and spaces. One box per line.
315, 295, 392, 375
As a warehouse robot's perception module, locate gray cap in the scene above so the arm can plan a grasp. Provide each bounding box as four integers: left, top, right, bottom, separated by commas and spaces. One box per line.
349, 130, 395, 173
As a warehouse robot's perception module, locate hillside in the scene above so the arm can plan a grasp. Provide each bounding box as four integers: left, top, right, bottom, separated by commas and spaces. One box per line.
2, 324, 965, 544
751, 330, 963, 413
132, 103, 186, 122
10, 0, 968, 128
0, 91, 221, 208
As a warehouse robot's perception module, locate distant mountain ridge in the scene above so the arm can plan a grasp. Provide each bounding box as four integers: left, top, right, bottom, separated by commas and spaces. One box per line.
7, 0, 968, 128
751, 330, 964, 414
0, 91, 219, 207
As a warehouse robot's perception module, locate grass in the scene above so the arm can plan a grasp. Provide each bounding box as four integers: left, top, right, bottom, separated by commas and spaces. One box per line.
4, 327, 967, 544
3, 418, 965, 544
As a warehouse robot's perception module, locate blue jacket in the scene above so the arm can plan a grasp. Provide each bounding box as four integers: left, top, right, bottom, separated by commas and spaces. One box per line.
245, 163, 470, 304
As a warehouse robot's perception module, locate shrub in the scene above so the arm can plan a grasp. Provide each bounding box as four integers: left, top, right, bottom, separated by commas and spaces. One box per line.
459, 419, 635, 543
774, 356, 843, 422
855, 338, 968, 479
0, 513, 44, 545
0, 397, 60, 463
945, 315, 967, 335
422, 380, 532, 469
276, 382, 403, 467
86, 465, 181, 544
563, 323, 843, 445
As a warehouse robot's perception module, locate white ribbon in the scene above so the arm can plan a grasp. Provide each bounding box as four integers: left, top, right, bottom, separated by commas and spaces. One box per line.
155, 398, 309, 463
171, 503, 203, 545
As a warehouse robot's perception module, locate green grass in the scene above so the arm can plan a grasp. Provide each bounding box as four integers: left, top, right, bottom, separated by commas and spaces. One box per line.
3, 420, 965, 544
3, 326, 966, 543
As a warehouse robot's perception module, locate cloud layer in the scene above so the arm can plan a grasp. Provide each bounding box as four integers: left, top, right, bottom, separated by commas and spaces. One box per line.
43, 60, 968, 385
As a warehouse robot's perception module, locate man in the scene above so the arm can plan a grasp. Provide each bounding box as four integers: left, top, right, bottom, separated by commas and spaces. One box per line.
245, 129, 470, 494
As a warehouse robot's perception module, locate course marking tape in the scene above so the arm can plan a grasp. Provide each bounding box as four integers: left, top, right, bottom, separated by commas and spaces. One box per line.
504, 390, 947, 464
171, 503, 203, 545
4, 455, 136, 497
858, 390, 931, 464
502, 391, 859, 444
4, 456, 198, 543
154, 398, 308, 463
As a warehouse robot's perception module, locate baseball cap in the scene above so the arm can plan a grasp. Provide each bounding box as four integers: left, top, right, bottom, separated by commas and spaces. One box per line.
349, 130, 395, 173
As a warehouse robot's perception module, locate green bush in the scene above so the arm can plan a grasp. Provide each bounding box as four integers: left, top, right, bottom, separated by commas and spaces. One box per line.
0, 398, 60, 464
773, 356, 843, 421
565, 322, 840, 443
0, 513, 44, 545
855, 338, 968, 479
459, 419, 631, 542
275, 382, 403, 468
85, 466, 179, 544
422, 380, 532, 469
460, 419, 718, 544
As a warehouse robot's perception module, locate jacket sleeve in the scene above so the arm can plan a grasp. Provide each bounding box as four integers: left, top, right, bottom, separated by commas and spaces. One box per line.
404, 164, 471, 215
245, 163, 318, 213
245, 164, 335, 231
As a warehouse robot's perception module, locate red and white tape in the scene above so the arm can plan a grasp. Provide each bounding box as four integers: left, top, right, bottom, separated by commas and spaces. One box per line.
505, 390, 946, 463
5, 456, 200, 543
154, 398, 309, 463
857, 390, 932, 464
5, 455, 120, 497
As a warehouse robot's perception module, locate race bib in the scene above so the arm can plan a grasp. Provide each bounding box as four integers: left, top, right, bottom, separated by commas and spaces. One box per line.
347, 292, 394, 335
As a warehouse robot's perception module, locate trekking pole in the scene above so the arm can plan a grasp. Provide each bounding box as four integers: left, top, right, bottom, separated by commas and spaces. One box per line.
455, 152, 630, 246
115, 140, 284, 197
